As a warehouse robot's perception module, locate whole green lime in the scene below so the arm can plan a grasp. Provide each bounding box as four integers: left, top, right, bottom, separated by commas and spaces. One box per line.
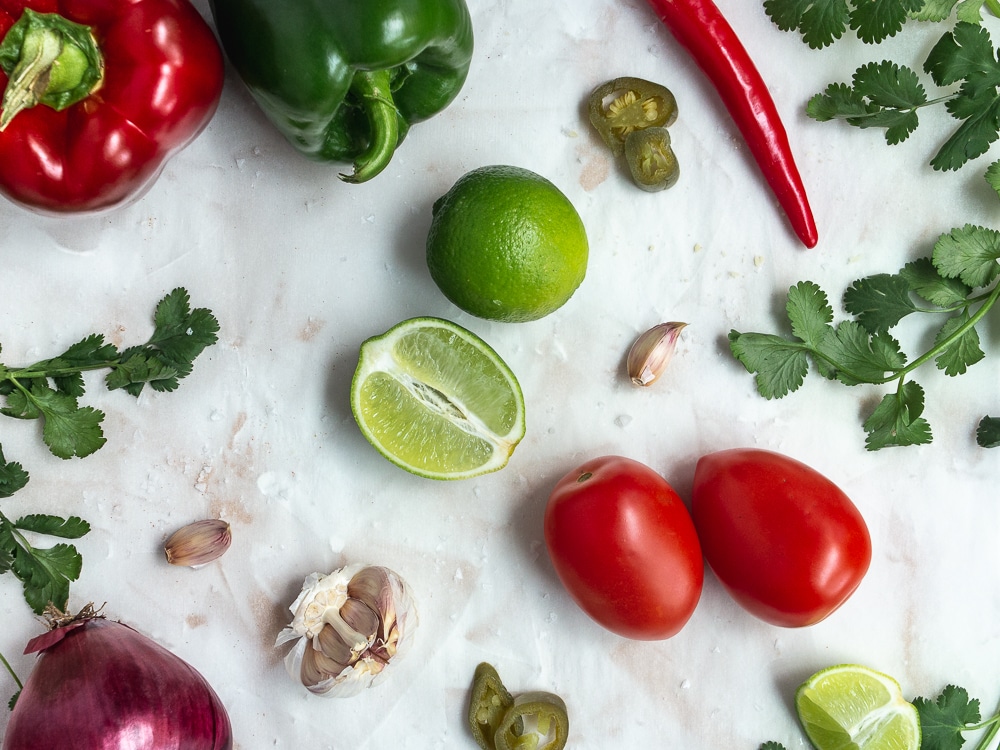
425, 165, 589, 323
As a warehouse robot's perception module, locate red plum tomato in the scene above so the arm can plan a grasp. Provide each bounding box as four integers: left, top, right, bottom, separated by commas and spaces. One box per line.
543, 456, 703, 640
691, 448, 871, 627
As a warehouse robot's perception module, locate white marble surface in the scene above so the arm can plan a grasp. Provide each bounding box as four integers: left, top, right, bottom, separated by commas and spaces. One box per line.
1, 1, 998, 747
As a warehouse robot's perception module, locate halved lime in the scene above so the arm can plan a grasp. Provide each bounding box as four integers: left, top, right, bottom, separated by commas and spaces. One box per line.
350, 317, 526, 480
795, 664, 921, 750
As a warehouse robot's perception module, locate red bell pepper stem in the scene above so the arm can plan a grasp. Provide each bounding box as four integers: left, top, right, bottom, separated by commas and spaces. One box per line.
644, 0, 818, 248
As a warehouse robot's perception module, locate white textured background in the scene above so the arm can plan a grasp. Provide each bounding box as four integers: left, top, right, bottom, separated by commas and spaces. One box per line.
1, 0, 998, 747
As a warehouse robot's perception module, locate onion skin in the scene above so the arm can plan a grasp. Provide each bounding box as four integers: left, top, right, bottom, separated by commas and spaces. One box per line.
3, 616, 232, 750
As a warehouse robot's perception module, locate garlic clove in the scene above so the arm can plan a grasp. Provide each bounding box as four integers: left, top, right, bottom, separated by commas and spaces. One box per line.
315, 623, 355, 668
338, 597, 381, 648
626, 322, 687, 386
277, 564, 418, 698
163, 519, 231, 567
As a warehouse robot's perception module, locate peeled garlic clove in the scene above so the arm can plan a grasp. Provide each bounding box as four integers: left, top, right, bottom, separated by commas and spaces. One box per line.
626, 322, 687, 386
163, 519, 231, 567
275, 564, 418, 698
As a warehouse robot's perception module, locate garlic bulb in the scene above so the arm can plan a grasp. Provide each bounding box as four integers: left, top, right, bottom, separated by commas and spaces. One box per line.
275, 564, 418, 697
626, 322, 687, 386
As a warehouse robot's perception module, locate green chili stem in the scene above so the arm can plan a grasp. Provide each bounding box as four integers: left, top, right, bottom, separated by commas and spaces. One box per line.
340, 69, 400, 184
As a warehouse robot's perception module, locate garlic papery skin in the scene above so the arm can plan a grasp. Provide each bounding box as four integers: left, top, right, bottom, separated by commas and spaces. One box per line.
275, 564, 418, 698
163, 519, 232, 567
626, 322, 687, 386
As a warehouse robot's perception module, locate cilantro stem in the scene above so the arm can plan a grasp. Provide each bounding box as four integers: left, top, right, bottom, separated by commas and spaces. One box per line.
887, 282, 1000, 384
987, 0, 1000, 19
0, 648, 22, 692
6, 361, 122, 380
971, 703, 1000, 750
822, 94, 956, 125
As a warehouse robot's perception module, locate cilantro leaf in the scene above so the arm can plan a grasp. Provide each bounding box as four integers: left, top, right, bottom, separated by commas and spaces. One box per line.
31, 334, 120, 398
842, 60, 924, 122
955, 0, 992, 23
1, 387, 42, 419
863, 381, 933, 449
787, 280, 836, 346
10, 542, 81, 614
729, 331, 811, 399
23, 385, 107, 459
107, 348, 180, 395
14, 514, 90, 539
933, 312, 985, 375
0, 447, 29, 498
934, 96, 1000, 170
844, 273, 919, 333
925, 22, 998, 88
818, 323, 906, 385
899, 257, 971, 307
147, 287, 221, 381
0, 287, 218, 460
764, 0, 850, 49
933, 224, 1000, 287
912, 0, 962, 22
977, 415, 1000, 446
759, 743, 788, 750
808, 83, 877, 122
924, 23, 1000, 170
914, 685, 981, 750
851, 0, 924, 44
0, 450, 91, 613
764, 0, 922, 47
807, 61, 926, 144
916, 0, 997, 23
985, 158, 1000, 195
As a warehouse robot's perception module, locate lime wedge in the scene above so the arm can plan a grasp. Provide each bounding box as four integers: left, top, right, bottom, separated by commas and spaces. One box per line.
351, 317, 525, 480
795, 664, 921, 750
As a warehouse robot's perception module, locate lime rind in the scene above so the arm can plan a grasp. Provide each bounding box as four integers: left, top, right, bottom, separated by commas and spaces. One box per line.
795, 665, 921, 750
351, 317, 526, 480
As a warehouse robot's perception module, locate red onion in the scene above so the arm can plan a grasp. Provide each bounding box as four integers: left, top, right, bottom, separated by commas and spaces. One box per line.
2, 607, 232, 750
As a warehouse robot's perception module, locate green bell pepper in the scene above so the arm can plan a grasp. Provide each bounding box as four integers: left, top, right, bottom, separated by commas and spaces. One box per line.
208, 0, 474, 183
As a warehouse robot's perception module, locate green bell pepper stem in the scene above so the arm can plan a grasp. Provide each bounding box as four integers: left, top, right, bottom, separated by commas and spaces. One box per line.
0, 9, 104, 131
341, 69, 400, 184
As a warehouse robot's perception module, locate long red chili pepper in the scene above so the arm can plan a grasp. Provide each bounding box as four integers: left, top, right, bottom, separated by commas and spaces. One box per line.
644, 0, 818, 248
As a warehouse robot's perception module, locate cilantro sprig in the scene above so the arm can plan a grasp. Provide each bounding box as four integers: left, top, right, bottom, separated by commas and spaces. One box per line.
729, 165, 1000, 450
807, 22, 1000, 170
916, 685, 1000, 750
763, 0, 1000, 48
0, 288, 219, 459
760, 684, 1000, 750
0, 446, 89, 614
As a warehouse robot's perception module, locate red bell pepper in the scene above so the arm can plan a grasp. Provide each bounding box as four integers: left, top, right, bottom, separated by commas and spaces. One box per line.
644, 0, 818, 248
0, 0, 224, 214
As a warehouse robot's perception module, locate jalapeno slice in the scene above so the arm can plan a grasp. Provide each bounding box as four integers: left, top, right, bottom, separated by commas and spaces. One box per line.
469, 662, 519, 750
624, 126, 680, 192
494, 691, 569, 750
588, 76, 678, 156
